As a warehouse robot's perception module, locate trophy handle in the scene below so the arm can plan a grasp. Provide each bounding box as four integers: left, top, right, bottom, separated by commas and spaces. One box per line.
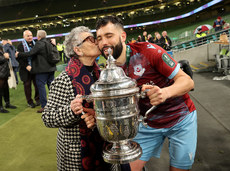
137, 89, 156, 127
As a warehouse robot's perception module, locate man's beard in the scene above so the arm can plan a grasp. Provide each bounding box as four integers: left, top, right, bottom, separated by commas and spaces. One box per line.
101, 38, 123, 59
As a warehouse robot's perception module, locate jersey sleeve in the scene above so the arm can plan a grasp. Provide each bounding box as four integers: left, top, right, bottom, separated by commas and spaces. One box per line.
147, 44, 179, 79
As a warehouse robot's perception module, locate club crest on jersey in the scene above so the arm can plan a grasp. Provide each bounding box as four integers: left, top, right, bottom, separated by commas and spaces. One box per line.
134, 64, 145, 76
162, 53, 175, 68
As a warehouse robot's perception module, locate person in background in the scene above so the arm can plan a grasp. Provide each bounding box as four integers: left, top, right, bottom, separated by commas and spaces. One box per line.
213, 16, 226, 32
160, 31, 172, 50
16, 30, 56, 113
96, 15, 197, 171
154, 33, 164, 48
137, 35, 142, 42
196, 28, 207, 44
2, 39, 19, 84
147, 34, 154, 43
56, 43, 64, 62
141, 31, 148, 42
17, 30, 40, 108
0, 45, 17, 113
42, 26, 113, 171
153, 31, 160, 42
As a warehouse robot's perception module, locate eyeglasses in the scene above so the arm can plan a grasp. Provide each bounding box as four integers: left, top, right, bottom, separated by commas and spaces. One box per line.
77, 36, 96, 46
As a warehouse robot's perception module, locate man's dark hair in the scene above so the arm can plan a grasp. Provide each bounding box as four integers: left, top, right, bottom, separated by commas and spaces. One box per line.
96, 15, 124, 30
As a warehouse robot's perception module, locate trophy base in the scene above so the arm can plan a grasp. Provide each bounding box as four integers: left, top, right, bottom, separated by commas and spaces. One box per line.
103, 140, 142, 164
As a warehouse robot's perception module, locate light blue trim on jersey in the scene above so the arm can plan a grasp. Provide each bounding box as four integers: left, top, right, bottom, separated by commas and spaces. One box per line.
168, 64, 180, 79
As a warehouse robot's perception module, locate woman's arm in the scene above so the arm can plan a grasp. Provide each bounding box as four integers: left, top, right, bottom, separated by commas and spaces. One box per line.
42, 72, 81, 128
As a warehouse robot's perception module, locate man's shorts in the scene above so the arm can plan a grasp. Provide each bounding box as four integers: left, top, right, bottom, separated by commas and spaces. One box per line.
133, 111, 197, 170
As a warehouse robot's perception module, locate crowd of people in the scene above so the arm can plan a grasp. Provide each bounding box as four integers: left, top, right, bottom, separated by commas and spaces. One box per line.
195, 16, 229, 43
129, 30, 172, 51
0, 15, 203, 171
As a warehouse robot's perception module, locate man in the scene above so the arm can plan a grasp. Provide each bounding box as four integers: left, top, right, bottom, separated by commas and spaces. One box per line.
56, 43, 64, 62
17, 30, 40, 108
160, 31, 172, 50
141, 31, 148, 42
213, 16, 225, 32
2, 39, 19, 84
17, 30, 56, 113
96, 16, 197, 171
196, 28, 207, 45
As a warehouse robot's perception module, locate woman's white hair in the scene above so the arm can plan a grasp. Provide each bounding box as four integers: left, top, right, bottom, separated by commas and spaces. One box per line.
64, 26, 92, 58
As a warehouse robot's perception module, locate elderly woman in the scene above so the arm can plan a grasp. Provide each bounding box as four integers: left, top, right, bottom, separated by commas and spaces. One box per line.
42, 26, 111, 170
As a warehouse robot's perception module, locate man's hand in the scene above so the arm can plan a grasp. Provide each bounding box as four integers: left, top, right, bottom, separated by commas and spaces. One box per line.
81, 107, 96, 129
4, 53, 9, 59
50, 39, 56, 45
26, 65, 32, 71
142, 84, 169, 106
70, 95, 83, 115
15, 51, 19, 58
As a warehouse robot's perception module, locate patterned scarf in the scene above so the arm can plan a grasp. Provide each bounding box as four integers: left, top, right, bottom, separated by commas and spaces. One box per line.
66, 57, 111, 171
22, 39, 35, 66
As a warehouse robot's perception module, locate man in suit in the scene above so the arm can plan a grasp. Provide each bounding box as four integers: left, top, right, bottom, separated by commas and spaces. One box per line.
16, 30, 57, 113
160, 31, 172, 50
17, 30, 40, 108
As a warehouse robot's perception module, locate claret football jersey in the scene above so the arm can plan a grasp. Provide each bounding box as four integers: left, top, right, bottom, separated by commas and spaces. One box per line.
123, 42, 196, 128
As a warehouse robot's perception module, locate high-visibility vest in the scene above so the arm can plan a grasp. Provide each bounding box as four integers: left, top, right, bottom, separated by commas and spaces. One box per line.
57, 44, 63, 51
196, 33, 206, 38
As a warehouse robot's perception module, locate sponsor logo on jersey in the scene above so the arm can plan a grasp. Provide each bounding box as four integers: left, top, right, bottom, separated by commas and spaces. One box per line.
162, 53, 175, 68
133, 64, 145, 76
147, 44, 156, 49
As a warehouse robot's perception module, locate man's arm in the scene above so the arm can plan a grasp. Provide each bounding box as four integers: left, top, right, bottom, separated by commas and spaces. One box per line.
143, 69, 194, 106
18, 41, 41, 58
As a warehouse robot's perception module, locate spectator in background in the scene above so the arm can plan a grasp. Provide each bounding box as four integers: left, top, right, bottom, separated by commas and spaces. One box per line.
17, 30, 40, 108
213, 16, 226, 32
137, 35, 142, 42
153, 31, 160, 42
223, 23, 230, 35
56, 43, 64, 62
196, 28, 207, 44
154, 33, 164, 48
160, 31, 172, 50
2, 39, 19, 84
16, 30, 56, 113
131, 38, 136, 43
141, 31, 148, 42
0, 45, 17, 113
147, 34, 154, 43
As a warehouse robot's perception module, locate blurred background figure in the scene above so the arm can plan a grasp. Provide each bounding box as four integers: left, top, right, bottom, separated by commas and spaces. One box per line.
56, 43, 64, 62
147, 34, 154, 43
160, 31, 172, 50
2, 39, 19, 85
0, 45, 17, 113
17, 30, 40, 109
141, 31, 148, 42
213, 16, 226, 32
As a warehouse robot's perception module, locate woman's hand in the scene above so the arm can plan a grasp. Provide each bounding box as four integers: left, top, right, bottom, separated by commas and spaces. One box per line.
70, 95, 83, 115
142, 84, 169, 106
81, 107, 96, 129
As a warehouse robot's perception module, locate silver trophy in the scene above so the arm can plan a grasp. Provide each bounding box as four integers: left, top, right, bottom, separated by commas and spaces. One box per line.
86, 48, 154, 164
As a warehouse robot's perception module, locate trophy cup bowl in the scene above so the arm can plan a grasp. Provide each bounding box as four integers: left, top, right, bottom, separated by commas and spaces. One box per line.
89, 48, 143, 164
